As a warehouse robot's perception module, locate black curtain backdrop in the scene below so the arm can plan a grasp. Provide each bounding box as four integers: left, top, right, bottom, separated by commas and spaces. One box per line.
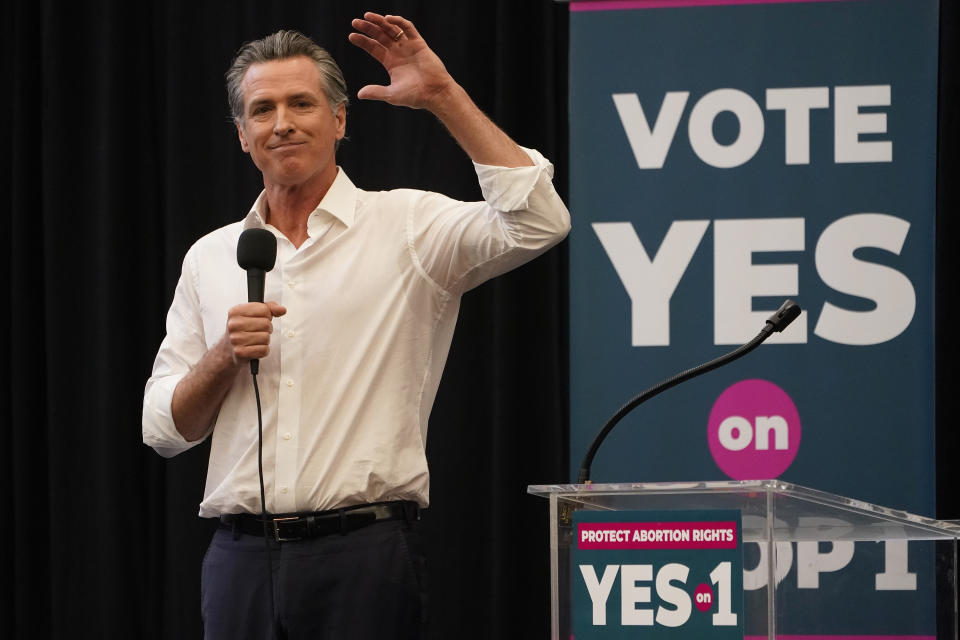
1, 1, 956, 639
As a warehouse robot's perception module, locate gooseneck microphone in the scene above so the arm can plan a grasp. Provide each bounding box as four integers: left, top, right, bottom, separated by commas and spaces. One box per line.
236, 228, 278, 375
577, 299, 802, 484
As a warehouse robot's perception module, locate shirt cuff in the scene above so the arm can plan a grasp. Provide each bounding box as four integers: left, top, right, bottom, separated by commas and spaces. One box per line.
473, 147, 555, 212
142, 372, 201, 458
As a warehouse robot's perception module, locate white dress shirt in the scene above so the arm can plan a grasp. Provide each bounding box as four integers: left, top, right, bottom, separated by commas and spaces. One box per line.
142, 147, 569, 517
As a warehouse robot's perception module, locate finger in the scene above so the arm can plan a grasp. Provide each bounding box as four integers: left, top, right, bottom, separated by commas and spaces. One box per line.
364, 12, 412, 44
231, 330, 273, 348
384, 15, 421, 41
234, 343, 270, 361
347, 31, 387, 64
229, 333, 271, 362
361, 11, 391, 32
356, 84, 391, 102
227, 315, 274, 334
355, 15, 399, 49
230, 302, 273, 319
266, 302, 287, 317
227, 306, 274, 324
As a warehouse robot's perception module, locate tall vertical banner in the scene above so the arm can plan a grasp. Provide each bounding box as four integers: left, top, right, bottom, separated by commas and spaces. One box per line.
568, 0, 939, 635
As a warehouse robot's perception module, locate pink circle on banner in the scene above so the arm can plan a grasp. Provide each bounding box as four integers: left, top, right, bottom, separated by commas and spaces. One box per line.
707, 379, 801, 480
694, 583, 714, 612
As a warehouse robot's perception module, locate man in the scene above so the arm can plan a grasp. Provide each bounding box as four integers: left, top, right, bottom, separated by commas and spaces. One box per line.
142, 12, 569, 639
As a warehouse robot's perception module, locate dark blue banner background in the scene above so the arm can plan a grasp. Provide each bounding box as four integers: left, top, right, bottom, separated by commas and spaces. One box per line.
569, 0, 939, 633
569, 0, 937, 513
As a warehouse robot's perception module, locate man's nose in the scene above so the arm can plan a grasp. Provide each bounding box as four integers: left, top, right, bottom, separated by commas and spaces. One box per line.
273, 107, 295, 135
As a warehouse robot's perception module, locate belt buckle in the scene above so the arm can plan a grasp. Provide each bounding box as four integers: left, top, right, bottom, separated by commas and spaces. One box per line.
272, 516, 302, 542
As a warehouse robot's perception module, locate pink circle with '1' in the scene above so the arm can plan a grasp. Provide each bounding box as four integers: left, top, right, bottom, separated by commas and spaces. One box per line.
707, 379, 801, 480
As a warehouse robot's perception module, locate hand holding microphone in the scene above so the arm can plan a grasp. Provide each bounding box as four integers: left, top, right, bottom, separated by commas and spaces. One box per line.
224, 302, 286, 372
234, 228, 283, 375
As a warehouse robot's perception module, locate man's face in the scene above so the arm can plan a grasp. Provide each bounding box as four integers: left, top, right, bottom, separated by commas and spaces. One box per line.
236, 56, 346, 189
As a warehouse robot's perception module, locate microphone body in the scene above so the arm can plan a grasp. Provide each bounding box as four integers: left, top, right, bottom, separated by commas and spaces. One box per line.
247, 268, 267, 304
237, 228, 278, 375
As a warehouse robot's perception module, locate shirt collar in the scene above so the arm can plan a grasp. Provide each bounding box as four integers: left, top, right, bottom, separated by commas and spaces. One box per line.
242, 167, 358, 231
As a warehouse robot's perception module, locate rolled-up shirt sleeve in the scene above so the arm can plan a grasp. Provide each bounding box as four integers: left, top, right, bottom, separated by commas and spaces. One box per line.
142, 249, 210, 458
409, 146, 571, 294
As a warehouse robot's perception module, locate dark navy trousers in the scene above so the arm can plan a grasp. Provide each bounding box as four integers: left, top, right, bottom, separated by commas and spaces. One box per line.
201, 519, 427, 640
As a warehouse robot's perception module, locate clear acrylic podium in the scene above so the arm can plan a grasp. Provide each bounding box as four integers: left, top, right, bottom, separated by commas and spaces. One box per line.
528, 480, 960, 639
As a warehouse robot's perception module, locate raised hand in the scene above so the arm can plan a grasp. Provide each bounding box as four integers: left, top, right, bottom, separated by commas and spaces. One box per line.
349, 11, 531, 168
348, 13, 456, 111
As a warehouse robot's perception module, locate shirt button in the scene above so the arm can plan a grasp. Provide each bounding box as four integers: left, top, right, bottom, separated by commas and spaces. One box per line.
287, 280, 296, 288
286, 329, 295, 338
286, 379, 295, 387
283, 432, 293, 440
280, 486, 288, 494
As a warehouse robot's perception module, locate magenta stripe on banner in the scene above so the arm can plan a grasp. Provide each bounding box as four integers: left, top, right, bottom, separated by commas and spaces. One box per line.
570, 0, 857, 11
742, 636, 935, 640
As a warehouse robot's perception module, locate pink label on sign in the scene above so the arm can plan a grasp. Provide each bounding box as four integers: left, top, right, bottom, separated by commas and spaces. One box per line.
577, 521, 738, 550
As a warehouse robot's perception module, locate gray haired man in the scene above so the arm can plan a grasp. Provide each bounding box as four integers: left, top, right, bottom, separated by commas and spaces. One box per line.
143, 12, 569, 639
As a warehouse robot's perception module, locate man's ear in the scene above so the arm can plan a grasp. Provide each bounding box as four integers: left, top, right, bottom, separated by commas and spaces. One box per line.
334, 103, 346, 141
236, 118, 250, 153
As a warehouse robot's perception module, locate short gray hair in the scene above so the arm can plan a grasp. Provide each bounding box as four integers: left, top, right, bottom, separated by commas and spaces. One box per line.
225, 29, 349, 122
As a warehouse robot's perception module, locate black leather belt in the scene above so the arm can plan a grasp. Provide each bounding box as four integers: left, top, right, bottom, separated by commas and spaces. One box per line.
220, 500, 419, 542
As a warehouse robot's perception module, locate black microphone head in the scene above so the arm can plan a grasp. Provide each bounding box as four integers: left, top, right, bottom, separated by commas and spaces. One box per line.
766, 299, 802, 332
237, 228, 277, 272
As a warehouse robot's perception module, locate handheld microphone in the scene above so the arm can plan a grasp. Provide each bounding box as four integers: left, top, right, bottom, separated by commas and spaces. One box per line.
238, 227, 280, 638
577, 299, 802, 484
236, 228, 277, 375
